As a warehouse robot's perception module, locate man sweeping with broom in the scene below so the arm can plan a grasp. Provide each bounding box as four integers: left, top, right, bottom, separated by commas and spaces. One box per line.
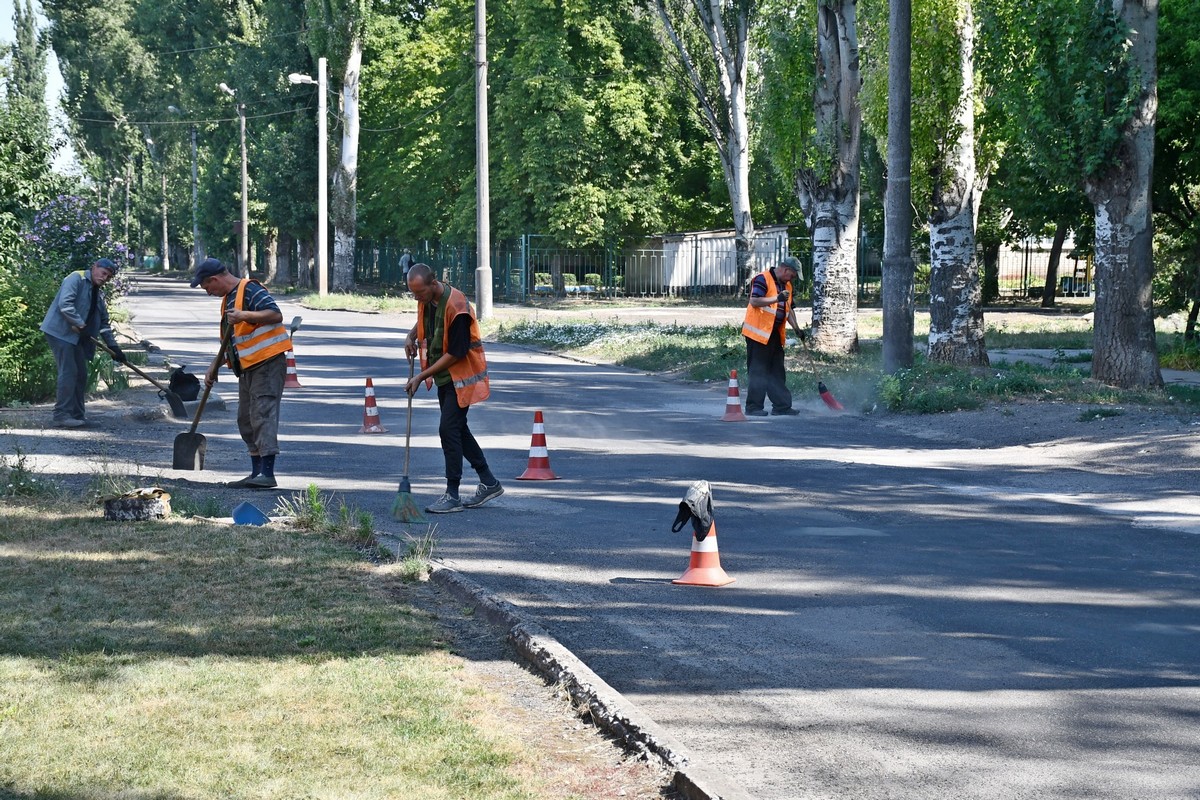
742, 256, 807, 416
402, 264, 503, 515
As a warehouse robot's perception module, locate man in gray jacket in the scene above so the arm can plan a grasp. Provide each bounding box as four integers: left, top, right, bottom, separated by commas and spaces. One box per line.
39, 257, 126, 427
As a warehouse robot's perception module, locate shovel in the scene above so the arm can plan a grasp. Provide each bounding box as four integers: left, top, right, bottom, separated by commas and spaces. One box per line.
93, 338, 188, 419
173, 328, 233, 470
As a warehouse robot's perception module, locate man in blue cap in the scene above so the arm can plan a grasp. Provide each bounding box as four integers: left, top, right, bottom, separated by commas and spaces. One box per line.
192, 257, 291, 489
40, 257, 126, 427
742, 255, 807, 416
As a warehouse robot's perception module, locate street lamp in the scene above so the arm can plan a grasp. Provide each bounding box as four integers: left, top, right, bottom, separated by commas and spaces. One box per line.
219, 82, 248, 276
288, 57, 328, 297
168, 105, 203, 269
143, 133, 170, 272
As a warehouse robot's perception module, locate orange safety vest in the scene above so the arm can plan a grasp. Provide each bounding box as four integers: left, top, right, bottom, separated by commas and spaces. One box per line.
416, 285, 490, 408
222, 278, 291, 375
742, 269, 792, 346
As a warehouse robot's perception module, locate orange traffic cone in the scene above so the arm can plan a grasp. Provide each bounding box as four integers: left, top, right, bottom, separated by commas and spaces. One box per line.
516, 410, 559, 480
672, 522, 734, 587
283, 350, 303, 389
359, 378, 388, 433
721, 370, 746, 421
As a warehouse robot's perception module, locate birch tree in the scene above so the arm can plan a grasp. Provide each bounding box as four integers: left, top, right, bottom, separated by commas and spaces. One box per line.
308, 0, 367, 292
651, 0, 757, 282
983, 0, 1162, 388
760, 0, 862, 354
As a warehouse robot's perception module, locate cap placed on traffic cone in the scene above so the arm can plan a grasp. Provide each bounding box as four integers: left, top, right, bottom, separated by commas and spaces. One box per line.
721, 369, 747, 421
673, 521, 734, 587
359, 378, 388, 433
517, 410, 559, 480
283, 349, 303, 389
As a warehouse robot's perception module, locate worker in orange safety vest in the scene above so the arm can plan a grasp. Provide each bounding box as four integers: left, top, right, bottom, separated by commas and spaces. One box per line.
741, 256, 807, 416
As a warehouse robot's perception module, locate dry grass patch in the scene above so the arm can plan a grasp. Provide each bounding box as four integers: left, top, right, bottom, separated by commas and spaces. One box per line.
0, 499, 666, 799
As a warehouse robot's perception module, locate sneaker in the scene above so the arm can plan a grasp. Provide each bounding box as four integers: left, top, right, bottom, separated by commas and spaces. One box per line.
745, 408, 768, 417
54, 418, 86, 428
245, 475, 278, 489
426, 493, 464, 514
771, 407, 801, 416
226, 474, 259, 488
463, 481, 504, 508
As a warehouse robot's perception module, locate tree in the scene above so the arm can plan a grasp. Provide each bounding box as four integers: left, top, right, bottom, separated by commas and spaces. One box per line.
8, 0, 49, 133
650, 0, 757, 282
983, 0, 1161, 388
760, 0, 862, 355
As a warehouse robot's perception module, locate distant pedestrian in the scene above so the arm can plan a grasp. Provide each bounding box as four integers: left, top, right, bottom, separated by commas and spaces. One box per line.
399, 248, 414, 284
40, 257, 127, 427
742, 256, 806, 416
403, 263, 503, 514
192, 257, 291, 489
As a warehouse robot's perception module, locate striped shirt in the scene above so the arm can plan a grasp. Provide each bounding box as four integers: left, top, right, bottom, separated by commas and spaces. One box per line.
225, 281, 280, 316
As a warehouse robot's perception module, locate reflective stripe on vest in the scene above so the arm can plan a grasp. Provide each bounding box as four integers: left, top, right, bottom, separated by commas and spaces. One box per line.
224, 278, 291, 371
742, 270, 790, 346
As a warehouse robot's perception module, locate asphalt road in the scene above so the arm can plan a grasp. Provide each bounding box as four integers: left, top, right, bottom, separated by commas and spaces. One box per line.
128, 274, 1200, 800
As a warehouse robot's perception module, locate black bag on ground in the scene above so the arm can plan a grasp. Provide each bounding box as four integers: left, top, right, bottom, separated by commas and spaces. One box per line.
168, 366, 201, 401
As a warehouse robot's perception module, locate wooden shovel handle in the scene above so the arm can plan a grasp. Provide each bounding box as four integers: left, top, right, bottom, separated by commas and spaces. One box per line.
189, 327, 233, 435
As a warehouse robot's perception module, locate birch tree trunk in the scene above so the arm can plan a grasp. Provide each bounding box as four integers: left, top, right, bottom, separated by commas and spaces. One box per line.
1084, 0, 1162, 388
331, 36, 362, 293
1040, 221, 1069, 308
297, 238, 313, 291
795, 0, 861, 355
263, 228, 278, 286
927, 1, 987, 366
651, 0, 755, 284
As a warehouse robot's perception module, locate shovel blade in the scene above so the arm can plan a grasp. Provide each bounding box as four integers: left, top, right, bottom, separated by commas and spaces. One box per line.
173, 432, 207, 470
164, 391, 189, 420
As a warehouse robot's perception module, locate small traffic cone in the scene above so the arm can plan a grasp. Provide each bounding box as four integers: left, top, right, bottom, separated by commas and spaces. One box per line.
283, 350, 303, 389
721, 370, 747, 421
673, 522, 734, 587
359, 378, 388, 433
516, 410, 559, 480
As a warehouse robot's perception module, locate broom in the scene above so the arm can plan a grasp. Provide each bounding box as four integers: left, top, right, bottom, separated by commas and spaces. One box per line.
798, 331, 845, 411
391, 354, 428, 522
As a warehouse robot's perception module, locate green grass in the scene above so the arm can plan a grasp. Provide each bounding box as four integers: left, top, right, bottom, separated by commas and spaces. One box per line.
497, 318, 1200, 416
0, 497, 573, 799
295, 291, 417, 314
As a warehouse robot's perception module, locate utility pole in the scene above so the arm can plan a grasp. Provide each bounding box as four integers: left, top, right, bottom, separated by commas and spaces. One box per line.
220, 82, 248, 276
287, 57, 329, 296
474, 0, 492, 319
190, 124, 202, 266
882, 0, 914, 372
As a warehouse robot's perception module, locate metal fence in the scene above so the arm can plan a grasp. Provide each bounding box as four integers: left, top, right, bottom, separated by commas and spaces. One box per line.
354, 234, 795, 302
352, 232, 1091, 303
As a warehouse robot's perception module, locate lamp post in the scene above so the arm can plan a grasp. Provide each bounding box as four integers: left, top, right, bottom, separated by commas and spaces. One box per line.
168, 105, 203, 269
219, 82, 248, 276
142, 133, 170, 272
288, 57, 328, 297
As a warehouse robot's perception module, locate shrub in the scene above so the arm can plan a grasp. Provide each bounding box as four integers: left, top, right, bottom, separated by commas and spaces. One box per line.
562, 273, 578, 286
534, 272, 551, 286
584, 273, 602, 288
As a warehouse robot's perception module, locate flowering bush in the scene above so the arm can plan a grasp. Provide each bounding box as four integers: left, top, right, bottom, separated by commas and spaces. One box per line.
24, 194, 132, 284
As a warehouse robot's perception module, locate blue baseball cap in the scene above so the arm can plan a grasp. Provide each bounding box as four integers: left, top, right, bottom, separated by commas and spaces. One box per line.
191, 257, 227, 287
94, 257, 117, 273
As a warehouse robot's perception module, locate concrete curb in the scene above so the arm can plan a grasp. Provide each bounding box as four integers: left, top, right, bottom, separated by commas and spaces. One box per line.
429, 563, 755, 800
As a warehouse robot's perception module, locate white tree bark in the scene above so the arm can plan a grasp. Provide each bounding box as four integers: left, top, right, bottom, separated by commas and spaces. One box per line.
796, 0, 861, 355
927, 1, 987, 366
1084, 0, 1162, 388
331, 36, 362, 292
652, 0, 755, 282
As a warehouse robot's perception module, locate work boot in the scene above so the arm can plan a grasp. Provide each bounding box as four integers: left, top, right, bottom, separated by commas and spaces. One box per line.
745, 408, 768, 417
226, 475, 259, 488
55, 417, 86, 428
425, 493, 464, 514
771, 407, 800, 416
463, 481, 504, 508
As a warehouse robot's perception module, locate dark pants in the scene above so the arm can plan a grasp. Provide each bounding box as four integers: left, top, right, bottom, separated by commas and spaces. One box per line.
745, 334, 793, 413
438, 382, 490, 490
46, 333, 88, 423
237, 353, 286, 457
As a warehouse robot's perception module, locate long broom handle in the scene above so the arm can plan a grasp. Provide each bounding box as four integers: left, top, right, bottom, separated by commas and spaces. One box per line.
403, 354, 415, 475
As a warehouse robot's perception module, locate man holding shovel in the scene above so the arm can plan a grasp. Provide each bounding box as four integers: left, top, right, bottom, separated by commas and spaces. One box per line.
192, 258, 291, 489
742, 256, 806, 416
40, 257, 127, 427
404, 263, 503, 514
